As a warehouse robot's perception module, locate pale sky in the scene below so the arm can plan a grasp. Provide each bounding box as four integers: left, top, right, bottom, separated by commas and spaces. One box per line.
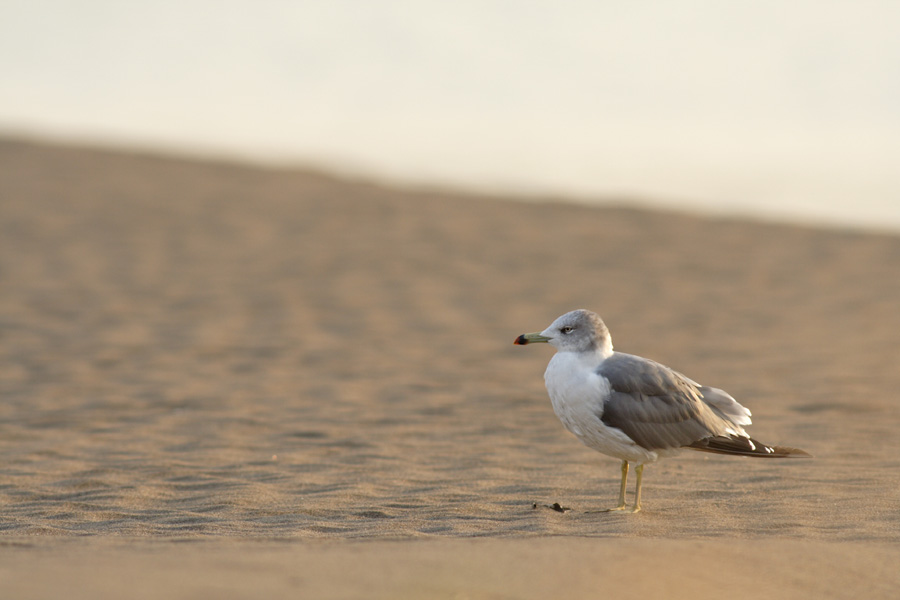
2, 1, 898, 229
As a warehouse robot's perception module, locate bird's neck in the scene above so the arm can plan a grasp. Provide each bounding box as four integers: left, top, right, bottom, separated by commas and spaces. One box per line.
556, 343, 613, 361
547, 348, 612, 380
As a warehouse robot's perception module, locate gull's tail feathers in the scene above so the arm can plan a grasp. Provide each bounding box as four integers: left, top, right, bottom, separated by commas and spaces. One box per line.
687, 435, 811, 458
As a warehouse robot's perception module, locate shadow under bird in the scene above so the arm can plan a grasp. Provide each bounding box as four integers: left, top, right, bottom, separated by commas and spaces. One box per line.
514, 309, 810, 513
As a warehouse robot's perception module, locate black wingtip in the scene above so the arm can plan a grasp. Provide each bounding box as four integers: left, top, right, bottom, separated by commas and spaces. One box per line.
688, 436, 812, 458
775, 446, 813, 458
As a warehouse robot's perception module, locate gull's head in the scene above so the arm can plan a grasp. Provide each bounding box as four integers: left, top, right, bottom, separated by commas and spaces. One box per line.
514, 309, 612, 355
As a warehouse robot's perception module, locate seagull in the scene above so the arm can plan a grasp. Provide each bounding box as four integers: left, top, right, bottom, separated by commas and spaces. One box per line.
514, 309, 810, 513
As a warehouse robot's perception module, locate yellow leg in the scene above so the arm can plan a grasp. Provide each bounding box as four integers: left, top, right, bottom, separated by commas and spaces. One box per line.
599, 460, 629, 512
630, 464, 644, 513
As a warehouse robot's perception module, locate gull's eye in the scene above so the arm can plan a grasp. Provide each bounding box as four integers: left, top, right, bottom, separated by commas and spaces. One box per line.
561, 326, 574, 334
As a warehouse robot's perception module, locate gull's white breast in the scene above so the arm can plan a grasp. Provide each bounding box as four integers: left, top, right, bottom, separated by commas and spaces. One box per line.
544, 352, 660, 464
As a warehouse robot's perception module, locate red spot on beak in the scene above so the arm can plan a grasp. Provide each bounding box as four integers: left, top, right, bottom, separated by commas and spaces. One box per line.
514, 334, 528, 345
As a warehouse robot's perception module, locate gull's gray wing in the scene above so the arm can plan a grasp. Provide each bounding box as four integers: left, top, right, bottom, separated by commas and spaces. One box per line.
596, 353, 742, 451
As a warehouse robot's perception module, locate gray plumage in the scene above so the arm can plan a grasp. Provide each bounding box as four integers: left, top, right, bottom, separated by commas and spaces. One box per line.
598, 353, 804, 456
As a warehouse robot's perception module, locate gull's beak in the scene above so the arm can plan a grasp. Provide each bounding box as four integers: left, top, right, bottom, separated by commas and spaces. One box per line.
514, 332, 551, 345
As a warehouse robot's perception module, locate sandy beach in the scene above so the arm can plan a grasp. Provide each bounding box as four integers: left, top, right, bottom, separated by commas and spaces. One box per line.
1, 138, 899, 598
